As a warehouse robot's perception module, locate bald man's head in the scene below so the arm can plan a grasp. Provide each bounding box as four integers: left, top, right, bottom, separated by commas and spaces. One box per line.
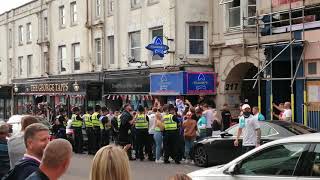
41, 139, 73, 169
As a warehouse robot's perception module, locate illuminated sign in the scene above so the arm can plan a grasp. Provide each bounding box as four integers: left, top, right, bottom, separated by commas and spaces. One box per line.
145, 36, 169, 58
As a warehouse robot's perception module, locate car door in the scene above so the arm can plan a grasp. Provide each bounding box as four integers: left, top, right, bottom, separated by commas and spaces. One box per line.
222, 143, 310, 180
297, 143, 320, 180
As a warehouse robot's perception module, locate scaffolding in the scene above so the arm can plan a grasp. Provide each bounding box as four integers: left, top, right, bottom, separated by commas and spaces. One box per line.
220, 0, 320, 128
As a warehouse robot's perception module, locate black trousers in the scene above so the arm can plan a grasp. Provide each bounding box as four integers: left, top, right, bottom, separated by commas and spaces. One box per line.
135, 129, 149, 160
86, 127, 95, 154
73, 127, 83, 153
163, 130, 179, 162
93, 126, 101, 151
100, 129, 110, 147
119, 141, 134, 160
242, 146, 255, 154
147, 134, 155, 159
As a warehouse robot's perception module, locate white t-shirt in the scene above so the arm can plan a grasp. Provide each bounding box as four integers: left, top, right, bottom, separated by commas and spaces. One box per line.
282, 109, 292, 121
239, 115, 260, 146
148, 113, 156, 134
203, 109, 214, 128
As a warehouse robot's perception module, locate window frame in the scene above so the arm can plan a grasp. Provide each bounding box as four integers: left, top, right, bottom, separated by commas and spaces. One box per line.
307, 61, 317, 75
131, 0, 142, 9
44, 17, 48, 37
58, 45, 67, 73
95, 38, 102, 66
18, 56, 23, 77
147, 0, 159, 6
18, 25, 24, 45
27, 55, 32, 77
108, 0, 114, 15
96, 0, 102, 18
129, 31, 141, 61
59, 5, 66, 28
186, 23, 208, 58
9, 28, 12, 48
149, 26, 164, 62
108, 36, 115, 65
26, 23, 32, 43
72, 43, 80, 72
70, 2, 78, 25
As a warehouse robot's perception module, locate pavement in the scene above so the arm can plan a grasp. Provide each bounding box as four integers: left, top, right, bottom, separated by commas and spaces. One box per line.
63, 153, 202, 180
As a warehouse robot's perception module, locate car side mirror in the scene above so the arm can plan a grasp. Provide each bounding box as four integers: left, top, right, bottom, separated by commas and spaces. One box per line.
225, 164, 239, 175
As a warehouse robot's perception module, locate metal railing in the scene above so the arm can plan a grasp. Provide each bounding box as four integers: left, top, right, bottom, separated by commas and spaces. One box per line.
307, 104, 320, 131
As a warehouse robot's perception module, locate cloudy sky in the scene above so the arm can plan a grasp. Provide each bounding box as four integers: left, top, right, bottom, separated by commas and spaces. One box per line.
0, 0, 32, 14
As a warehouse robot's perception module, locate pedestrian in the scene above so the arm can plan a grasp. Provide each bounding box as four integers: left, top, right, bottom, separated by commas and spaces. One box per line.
182, 112, 197, 164
111, 110, 121, 144
119, 104, 135, 160
147, 107, 158, 161
90, 145, 131, 180
8, 115, 39, 168
91, 105, 102, 152
3, 123, 50, 180
134, 105, 150, 161
153, 112, 164, 163
221, 104, 232, 130
71, 107, 84, 154
83, 106, 95, 155
100, 107, 111, 147
163, 104, 180, 164
51, 111, 67, 139
234, 104, 261, 154
212, 109, 222, 134
201, 104, 214, 137
274, 102, 292, 121
169, 174, 192, 180
273, 103, 284, 120
25, 139, 73, 180
0, 123, 10, 179
197, 112, 207, 139
252, 106, 265, 121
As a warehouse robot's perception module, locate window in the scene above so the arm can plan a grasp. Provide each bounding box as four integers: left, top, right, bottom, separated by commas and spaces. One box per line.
188, 24, 207, 56
71, 2, 77, 24
108, 36, 114, 64
18, 56, 23, 76
72, 43, 80, 71
95, 38, 102, 65
108, 0, 114, 15
59, 6, 65, 27
150, 27, 163, 60
96, 0, 102, 17
18, 25, 24, 44
9, 29, 12, 48
129, 31, 141, 61
58, 46, 67, 72
44, 17, 48, 37
131, 0, 141, 9
309, 145, 320, 177
148, 0, 159, 5
247, 0, 256, 25
226, 0, 257, 29
26, 23, 32, 42
227, 124, 278, 137
44, 52, 49, 74
27, 55, 32, 76
238, 143, 307, 176
308, 62, 317, 75
228, 0, 241, 28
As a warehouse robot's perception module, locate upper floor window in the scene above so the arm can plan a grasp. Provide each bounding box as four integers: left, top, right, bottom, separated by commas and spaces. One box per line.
148, 0, 159, 5
71, 2, 78, 25
9, 29, 12, 48
27, 55, 33, 77
108, 36, 115, 65
131, 0, 141, 9
95, 38, 102, 66
59, 6, 66, 27
150, 27, 163, 61
44, 17, 48, 37
26, 23, 32, 43
225, 0, 256, 30
108, 0, 114, 15
58, 45, 67, 72
96, 0, 102, 18
18, 25, 24, 45
187, 23, 208, 56
129, 31, 141, 61
18, 56, 23, 76
72, 43, 80, 71
308, 62, 317, 75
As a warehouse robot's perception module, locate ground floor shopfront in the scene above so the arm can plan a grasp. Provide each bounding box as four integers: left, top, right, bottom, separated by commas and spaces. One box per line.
0, 86, 12, 120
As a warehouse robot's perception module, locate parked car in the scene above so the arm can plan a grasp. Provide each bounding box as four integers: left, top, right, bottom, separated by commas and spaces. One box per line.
193, 120, 317, 167
189, 133, 320, 179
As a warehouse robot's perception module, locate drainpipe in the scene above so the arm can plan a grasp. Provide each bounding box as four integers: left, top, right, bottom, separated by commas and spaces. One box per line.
116, 0, 121, 69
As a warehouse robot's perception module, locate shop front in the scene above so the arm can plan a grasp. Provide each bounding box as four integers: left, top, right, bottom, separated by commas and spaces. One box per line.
150, 71, 216, 107
104, 70, 151, 111
0, 86, 12, 120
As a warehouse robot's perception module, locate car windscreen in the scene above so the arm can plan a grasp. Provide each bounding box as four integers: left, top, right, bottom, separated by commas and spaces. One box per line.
279, 123, 317, 135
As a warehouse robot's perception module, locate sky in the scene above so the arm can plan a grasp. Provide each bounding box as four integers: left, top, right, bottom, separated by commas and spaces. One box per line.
0, 0, 32, 14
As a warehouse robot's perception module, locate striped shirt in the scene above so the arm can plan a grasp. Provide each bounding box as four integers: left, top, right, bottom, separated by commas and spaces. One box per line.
0, 139, 10, 178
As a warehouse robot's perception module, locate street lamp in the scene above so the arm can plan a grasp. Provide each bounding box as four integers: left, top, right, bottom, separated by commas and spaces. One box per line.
73, 81, 79, 92
13, 84, 19, 93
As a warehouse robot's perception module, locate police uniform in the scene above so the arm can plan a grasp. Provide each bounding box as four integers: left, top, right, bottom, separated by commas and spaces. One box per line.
163, 113, 180, 163
99, 115, 110, 147
71, 113, 83, 153
135, 113, 150, 160
83, 113, 95, 154
91, 112, 101, 151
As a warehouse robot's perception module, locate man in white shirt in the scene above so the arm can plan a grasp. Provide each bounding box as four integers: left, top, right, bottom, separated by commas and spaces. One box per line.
147, 107, 158, 160
234, 104, 261, 154
281, 102, 292, 122
202, 104, 214, 137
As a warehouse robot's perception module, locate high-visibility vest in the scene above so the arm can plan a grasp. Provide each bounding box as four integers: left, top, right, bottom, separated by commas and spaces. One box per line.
71, 114, 82, 128
117, 116, 121, 128
91, 112, 100, 127
163, 114, 177, 131
135, 114, 148, 129
83, 113, 93, 128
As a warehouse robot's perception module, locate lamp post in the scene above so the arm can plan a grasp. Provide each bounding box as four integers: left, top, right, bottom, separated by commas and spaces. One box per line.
73, 81, 80, 92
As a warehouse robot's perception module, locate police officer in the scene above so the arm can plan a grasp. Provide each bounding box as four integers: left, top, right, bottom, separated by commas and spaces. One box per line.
99, 107, 110, 147
83, 106, 95, 155
91, 105, 101, 151
71, 106, 84, 154
119, 104, 135, 160
111, 110, 121, 144
163, 104, 180, 164
134, 105, 150, 161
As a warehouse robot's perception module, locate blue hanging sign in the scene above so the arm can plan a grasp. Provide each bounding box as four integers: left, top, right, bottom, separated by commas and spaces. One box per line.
150, 72, 185, 95
186, 72, 216, 95
145, 36, 169, 58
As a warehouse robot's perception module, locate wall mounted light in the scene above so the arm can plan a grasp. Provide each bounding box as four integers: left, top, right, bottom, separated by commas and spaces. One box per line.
73, 81, 79, 92
13, 84, 19, 93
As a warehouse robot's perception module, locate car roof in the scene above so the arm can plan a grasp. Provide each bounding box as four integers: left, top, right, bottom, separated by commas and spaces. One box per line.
265, 133, 320, 145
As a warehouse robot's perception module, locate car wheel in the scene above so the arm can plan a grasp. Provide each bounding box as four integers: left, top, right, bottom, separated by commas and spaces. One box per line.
194, 146, 208, 167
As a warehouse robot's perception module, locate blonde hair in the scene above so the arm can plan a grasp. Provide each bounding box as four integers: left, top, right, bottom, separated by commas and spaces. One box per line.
90, 145, 131, 180
169, 174, 192, 180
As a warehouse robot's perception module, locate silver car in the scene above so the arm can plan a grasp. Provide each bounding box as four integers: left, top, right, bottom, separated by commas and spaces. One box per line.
189, 133, 320, 180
